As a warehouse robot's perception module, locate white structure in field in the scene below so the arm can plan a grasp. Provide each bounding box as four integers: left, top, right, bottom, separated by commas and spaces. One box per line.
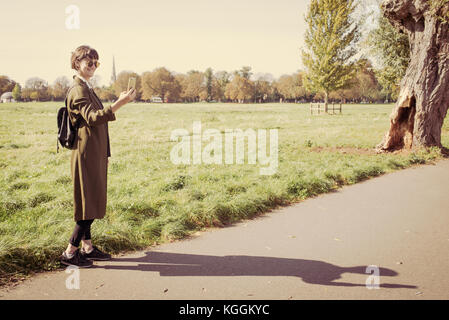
0, 92, 15, 103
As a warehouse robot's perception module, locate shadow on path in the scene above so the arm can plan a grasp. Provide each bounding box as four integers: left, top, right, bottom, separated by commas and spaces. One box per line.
97, 252, 417, 289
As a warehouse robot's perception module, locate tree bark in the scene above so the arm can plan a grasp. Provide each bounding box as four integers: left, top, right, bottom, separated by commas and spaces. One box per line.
324, 91, 329, 113
377, 0, 449, 151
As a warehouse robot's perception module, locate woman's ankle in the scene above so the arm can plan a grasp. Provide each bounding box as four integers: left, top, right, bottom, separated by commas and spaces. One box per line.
81, 240, 94, 253
65, 244, 78, 254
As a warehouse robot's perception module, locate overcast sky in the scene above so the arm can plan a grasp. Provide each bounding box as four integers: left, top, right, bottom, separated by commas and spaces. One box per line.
0, 0, 380, 87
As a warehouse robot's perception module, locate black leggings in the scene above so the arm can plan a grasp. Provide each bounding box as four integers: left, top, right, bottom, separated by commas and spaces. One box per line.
69, 219, 94, 247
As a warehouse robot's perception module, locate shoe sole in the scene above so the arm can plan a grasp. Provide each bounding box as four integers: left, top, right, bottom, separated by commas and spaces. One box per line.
60, 260, 93, 268
83, 256, 111, 261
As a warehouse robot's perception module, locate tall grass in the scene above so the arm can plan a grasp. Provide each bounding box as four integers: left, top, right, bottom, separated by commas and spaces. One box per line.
0, 102, 448, 285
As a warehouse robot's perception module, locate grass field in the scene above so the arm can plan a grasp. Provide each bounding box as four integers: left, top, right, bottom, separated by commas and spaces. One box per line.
1, 102, 448, 285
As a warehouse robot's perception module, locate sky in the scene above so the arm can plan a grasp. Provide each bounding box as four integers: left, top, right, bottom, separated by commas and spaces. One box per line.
0, 0, 313, 87
0, 0, 380, 88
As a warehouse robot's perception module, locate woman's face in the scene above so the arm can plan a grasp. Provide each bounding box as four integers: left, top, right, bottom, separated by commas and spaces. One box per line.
77, 57, 98, 80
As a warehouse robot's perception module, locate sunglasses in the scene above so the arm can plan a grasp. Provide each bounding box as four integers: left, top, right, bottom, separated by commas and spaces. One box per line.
83, 59, 100, 68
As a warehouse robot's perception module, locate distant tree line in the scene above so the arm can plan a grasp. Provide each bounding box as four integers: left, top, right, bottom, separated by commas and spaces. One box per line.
0, 2, 412, 105
0, 62, 392, 104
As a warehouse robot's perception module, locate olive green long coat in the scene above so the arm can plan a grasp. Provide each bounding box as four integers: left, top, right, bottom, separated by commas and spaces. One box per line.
67, 75, 116, 221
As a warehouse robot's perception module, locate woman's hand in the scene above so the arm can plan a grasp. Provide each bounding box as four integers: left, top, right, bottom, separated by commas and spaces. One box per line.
118, 88, 136, 104
111, 88, 136, 113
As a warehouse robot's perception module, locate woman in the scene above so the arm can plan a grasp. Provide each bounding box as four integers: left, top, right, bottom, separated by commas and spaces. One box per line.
60, 45, 136, 268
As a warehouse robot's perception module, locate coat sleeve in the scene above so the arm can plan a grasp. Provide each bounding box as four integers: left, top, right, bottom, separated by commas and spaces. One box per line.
68, 85, 116, 127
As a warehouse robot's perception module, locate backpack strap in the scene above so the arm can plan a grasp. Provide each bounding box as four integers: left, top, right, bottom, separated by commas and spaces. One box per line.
65, 83, 80, 127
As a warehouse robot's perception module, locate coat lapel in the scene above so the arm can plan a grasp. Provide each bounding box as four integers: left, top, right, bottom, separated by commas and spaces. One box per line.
73, 75, 104, 110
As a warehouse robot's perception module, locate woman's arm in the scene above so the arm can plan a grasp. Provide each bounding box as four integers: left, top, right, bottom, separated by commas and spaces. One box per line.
110, 89, 136, 113
68, 87, 136, 126
68, 86, 116, 126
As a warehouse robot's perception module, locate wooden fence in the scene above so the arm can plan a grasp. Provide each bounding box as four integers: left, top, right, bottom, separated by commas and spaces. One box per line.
310, 103, 342, 115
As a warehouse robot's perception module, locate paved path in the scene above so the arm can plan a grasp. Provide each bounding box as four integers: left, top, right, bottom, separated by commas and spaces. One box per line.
2, 160, 449, 300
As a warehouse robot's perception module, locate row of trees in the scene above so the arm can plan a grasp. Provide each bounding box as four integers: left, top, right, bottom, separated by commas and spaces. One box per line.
0, 76, 73, 102
1, 62, 389, 104
1, 0, 412, 105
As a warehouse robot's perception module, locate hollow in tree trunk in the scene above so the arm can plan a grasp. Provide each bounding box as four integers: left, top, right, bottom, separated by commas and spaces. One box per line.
377, 0, 449, 152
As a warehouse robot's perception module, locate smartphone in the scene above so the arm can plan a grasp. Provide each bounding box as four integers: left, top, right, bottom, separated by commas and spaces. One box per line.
127, 77, 136, 91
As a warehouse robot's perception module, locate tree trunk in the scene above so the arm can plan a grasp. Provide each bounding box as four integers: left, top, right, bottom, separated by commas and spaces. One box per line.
324, 91, 329, 113
377, 0, 449, 151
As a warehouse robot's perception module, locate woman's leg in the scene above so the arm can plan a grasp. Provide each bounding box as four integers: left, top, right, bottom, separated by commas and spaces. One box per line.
66, 219, 94, 254
78, 219, 111, 260
81, 221, 94, 253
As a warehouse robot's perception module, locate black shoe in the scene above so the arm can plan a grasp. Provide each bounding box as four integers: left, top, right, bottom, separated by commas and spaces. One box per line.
80, 246, 111, 261
60, 249, 93, 268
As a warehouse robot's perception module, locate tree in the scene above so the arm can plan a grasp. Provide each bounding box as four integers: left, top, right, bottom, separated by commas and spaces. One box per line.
30, 92, 39, 101
183, 71, 206, 102
141, 67, 180, 103
12, 83, 22, 102
24, 77, 49, 101
252, 73, 276, 103
253, 79, 272, 103
21, 88, 32, 101
165, 81, 182, 103
204, 68, 214, 102
355, 61, 383, 102
51, 76, 70, 101
174, 73, 188, 102
114, 71, 142, 101
95, 86, 117, 102
238, 66, 253, 80
275, 73, 307, 102
432, 0, 449, 24
0, 76, 16, 97
331, 59, 383, 103
212, 71, 231, 102
377, 0, 449, 151
225, 74, 254, 103
368, 14, 410, 101
302, 0, 360, 112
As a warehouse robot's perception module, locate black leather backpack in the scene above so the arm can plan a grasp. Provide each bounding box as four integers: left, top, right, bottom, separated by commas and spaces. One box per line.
57, 85, 78, 153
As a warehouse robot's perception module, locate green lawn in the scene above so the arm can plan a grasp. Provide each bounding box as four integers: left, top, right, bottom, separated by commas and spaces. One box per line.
0, 102, 448, 285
